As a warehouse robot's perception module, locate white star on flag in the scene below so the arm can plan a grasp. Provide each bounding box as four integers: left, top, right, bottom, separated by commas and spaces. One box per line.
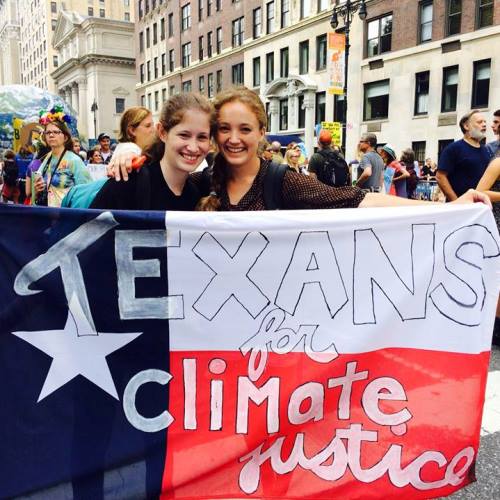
12, 294, 142, 402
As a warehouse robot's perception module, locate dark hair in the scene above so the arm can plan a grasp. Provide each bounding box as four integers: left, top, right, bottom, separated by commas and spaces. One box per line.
360, 133, 377, 148
118, 106, 151, 143
494, 109, 500, 118
88, 148, 103, 163
45, 120, 74, 151
459, 109, 481, 134
3, 149, 15, 161
197, 86, 266, 211
143, 93, 215, 164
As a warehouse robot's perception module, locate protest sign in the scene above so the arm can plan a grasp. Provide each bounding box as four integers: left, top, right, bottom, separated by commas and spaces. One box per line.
0, 204, 498, 499
327, 32, 346, 95
321, 121, 342, 147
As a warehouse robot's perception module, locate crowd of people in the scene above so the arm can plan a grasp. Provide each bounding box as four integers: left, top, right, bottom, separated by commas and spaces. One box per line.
0, 88, 498, 342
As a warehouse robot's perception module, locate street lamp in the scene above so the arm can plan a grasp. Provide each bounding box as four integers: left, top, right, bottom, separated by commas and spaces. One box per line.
90, 99, 98, 140
330, 0, 368, 155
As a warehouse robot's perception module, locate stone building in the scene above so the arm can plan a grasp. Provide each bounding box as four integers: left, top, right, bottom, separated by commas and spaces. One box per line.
51, 11, 136, 141
0, 0, 21, 85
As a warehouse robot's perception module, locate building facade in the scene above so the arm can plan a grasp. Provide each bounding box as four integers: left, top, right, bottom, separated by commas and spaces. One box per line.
0, 0, 21, 85
51, 10, 136, 140
18, 0, 134, 92
135, 0, 500, 161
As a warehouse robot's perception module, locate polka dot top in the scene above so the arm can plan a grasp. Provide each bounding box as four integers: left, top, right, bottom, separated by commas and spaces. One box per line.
191, 160, 366, 211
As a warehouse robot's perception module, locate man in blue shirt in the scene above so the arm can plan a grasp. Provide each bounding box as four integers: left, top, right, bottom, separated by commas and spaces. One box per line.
437, 110, 491, 201
486, 109, 499, 159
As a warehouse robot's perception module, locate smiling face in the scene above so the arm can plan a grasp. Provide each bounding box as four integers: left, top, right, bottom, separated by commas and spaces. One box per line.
130, 113, 155, 150
160, 108, 211, 174
99, 137, 111, 152
216, 100, 265, 170
91, 150, 103, 163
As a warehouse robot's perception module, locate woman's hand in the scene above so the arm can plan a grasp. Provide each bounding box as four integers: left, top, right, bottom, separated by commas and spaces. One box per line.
107, 142, 142, 181
451, 189, 492, 207
33, 175, 46, 194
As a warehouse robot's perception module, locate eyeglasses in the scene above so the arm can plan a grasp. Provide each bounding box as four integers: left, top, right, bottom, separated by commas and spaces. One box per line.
43, 130, 64, 136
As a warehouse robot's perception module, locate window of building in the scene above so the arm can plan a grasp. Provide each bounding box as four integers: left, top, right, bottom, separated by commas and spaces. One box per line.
300, 0, 311, 19
169, 49, 175, 71
125, 12, 130, 21
53, 55, 59, 68
140, 63, 144, 83
162, 88, 167, 103
232, 17, 244, 47
318, 0, 328, 12
477, 0, 494, 28
147, 93, 152, 110
253, 57, 261, 87
279, 99, 288, 130
100, 9, 105, 17
182, 42, 191, 67
446, 0, 461, 36
115, 98, 125, 114
160, 18, 165, 40
182, 4, 191, 31
207, 31, 213, 57
281, 0, 290, 28
153, 23, 158, 44
471, 59, 491, 108
51, 18, 57, 30
334, 94, 346, 123
50, 1, 57, 13
298, 94, 306, 128
232, 63, 244, 85
266, 1, 275, 34
199, 75, 205, 93
441, 65, 458, 112
147, 60, 151, 80
266, 52, 274, 83
182, 81, 192, 93
367, 14, 392, 57
199, 0, 203, 20
412, 141, 426, 163
419, 1, 433, 43
168, 13, 174, 37
216, 0, 221, 11
316, 34, 327, 71
438, 139, 454, 161
146, 27, 150, 48
154, 91, 159, 111
208, 0, 212, 16
161, 53, 166, 75
217, 70, 223, 92
208, 73, 214, 97
315, 92, 326, 125
299, 40, 309, 75
199, 36, 204, 60
88, 6, 94, 16
414, 71, 430, 115
169, 85, 176, 96
216, 27, 222, 53
139, 32, 144, 52
253, 7, 262, 38
154, 56, 159, 78
364, 80, 390, 120
280, 47, 289, 78
141, 95, 146, 106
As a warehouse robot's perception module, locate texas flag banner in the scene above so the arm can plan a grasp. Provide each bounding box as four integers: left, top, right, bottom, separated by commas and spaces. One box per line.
0, 203, 498, 499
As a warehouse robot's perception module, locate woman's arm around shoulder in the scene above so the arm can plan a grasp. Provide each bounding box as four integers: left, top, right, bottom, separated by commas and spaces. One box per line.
477, 158, 500, 203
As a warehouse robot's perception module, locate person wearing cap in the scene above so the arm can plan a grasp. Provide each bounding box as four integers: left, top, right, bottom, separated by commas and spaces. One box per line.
308, 130, 350, 187
97, 132, 113, 164
356, 133, 384, 192
379, 144, 409, 197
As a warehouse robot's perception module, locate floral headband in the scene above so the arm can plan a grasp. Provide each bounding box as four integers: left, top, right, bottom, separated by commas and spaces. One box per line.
39, 105, 72, 126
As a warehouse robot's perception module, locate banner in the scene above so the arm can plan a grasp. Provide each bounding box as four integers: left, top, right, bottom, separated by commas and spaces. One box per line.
327, 32, 346, 95
0, 204, 499, 499
321, 120, 342, 147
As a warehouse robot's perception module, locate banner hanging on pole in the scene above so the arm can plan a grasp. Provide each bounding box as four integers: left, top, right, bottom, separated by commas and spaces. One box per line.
328, 32, 346, 95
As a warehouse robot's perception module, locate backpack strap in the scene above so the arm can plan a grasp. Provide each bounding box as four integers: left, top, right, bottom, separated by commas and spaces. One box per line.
263, 161, 287, 210
135, 167, 151, 210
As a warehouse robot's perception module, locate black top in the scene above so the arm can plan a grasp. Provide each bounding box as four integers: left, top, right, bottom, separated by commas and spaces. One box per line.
90, 161, 200, 211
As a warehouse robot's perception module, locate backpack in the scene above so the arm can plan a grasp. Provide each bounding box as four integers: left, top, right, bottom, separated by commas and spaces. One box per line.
2, 159, 18, 186
200, 162, 288, 210
61, 168, 151, 209
316, 149, 350, 187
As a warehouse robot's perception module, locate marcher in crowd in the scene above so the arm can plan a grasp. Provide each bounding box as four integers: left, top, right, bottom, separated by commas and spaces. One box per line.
379, 144, 409, 198
437, 110, 491, 201
33, 108, 91, 207
356, 133, 384, 192
24, 140, 51, 205
87, 148, 103, 164
400, 148, 418, 199
270, 141, 284, 164
421, 158, 437, 180
118, 106, 156, 151
97, 132, 113, 164
284, 143, 303, 174
486, 109, 500, 159
0, 150, 19, 203
91, 93, 214, 211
